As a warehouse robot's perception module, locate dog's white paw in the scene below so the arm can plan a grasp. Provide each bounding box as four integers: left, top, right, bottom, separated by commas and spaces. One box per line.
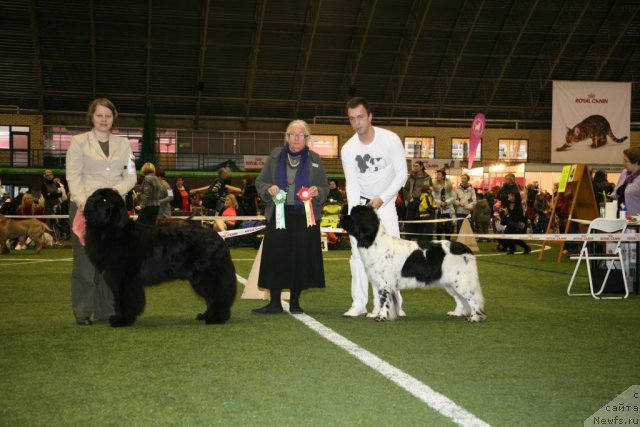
447, 310, 465, 317
466, 312, 487, 323
374, 308, 390, 322
366, 306, 381, 318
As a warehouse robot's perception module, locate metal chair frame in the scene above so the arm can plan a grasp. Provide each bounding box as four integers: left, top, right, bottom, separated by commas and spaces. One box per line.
567, 218, 629, 299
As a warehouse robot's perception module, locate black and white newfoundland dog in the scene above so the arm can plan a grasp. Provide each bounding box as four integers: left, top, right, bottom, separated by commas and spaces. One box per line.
340, 205, 486, 322
83, 188, 237, 327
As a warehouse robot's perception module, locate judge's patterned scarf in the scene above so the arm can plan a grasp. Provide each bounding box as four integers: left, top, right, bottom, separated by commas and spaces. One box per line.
275, 145, 310, 207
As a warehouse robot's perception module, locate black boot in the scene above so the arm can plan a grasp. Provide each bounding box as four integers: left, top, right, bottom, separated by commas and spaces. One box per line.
289, 289, 304, 314
252, 289, 283, 314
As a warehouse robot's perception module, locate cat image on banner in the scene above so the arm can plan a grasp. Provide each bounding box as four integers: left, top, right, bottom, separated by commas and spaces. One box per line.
551, 81, 630, 165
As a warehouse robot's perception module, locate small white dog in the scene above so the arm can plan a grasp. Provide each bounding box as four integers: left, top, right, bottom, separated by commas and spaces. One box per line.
340, 205, 486, 322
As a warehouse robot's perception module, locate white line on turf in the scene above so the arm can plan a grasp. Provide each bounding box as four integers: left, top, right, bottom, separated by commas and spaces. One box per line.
236, 275, 490, 427
0, 257, 74, 266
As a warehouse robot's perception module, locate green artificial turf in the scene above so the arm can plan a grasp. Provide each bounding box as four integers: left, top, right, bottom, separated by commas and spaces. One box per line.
1, 242, 639, 426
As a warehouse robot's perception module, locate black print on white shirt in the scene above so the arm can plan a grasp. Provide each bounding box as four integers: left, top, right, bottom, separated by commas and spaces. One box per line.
355, 154, 387, 174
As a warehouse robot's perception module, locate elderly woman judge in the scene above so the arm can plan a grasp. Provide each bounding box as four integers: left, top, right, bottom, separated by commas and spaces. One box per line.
252, 120, 329, 314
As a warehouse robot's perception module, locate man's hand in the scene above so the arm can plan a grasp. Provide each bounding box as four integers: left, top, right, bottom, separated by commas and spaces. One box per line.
370, 197, 383, 209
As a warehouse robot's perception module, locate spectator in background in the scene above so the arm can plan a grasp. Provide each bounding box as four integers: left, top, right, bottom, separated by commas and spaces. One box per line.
192, 167, 242, 214
239, 175, 259, 216
403, 161, 431, 240
214, 194, 239, 232
592, 169, 615, 205
137, 162, 162, 225
613, 147, 640, 216
1, 193, 17, 215
327, 179, 344, 204
499, 190, 531, 255
498, 173, 521, 206
41, 169, 63, 215
53, 178, 68, 207
417, 183, 436, 241
171, 176, 191, 214
453, 173, 476, 233
533, 192, 550, 234
525, 182, 539, 228
471, 192, 492, 241
432, 169, 455, 240
156, 169, 173, 219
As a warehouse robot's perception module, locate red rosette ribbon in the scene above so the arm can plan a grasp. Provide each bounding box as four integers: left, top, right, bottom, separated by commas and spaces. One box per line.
297, 186, 316, 227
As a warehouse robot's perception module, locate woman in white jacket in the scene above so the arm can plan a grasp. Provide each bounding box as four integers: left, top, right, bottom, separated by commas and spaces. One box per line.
66, 98, 137, 326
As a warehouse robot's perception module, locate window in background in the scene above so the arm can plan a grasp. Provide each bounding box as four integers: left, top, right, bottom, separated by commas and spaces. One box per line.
499, 139, 528, 161
45, 127, 143, 155
451, 137, 481, 160
3, 126, 31, 166
157, 130, 177, 153
0, 126, 9, 149
404, 137, 435, 159
308, 135, 339, 158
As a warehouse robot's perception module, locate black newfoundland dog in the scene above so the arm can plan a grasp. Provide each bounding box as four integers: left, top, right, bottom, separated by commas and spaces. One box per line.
340, 205, 486, 322
83, 188, 237, 327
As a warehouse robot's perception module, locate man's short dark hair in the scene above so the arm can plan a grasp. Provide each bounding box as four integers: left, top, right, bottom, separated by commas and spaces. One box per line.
346, 97, 371, 115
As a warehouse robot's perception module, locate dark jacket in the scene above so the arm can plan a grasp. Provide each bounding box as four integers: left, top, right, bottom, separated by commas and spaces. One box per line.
501, 201, 527, 233
139, 173, 162, 208
471, 198, 492, 223
171, 185, 190, 211
593, 178, 615, 204
41, 178, 62, 203
256, 147, 329, 222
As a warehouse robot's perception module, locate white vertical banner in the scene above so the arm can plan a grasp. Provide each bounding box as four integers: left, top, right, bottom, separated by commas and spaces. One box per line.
551, 81, 630, 164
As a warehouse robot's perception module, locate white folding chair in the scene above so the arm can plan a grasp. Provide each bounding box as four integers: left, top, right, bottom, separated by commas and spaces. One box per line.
567, 218, 629, 299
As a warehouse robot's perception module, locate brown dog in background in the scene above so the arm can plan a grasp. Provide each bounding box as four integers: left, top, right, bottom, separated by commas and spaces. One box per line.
155, 214, 194, 227
0, 215, 53, 254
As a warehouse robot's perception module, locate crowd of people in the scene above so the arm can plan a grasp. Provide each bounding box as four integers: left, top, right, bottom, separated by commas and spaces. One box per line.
2, 161, 620, 258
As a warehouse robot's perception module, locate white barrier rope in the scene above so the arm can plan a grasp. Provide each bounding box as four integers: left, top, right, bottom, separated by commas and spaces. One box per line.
217, 225, 266, 239
3, 214, 267, 241
320, 227, 639, 242
6, 215, 637, 242
4, 214, 267, 221
4, 214, 70, 219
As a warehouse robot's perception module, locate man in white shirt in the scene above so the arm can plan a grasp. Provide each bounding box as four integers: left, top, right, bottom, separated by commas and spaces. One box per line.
341, 97, 409, 317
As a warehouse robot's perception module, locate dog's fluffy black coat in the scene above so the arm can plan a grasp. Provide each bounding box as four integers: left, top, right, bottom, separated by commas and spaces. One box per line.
84, 188, 237, 327
340, 205, 486, 322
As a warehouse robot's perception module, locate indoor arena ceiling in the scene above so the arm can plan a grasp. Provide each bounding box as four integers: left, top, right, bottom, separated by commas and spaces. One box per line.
2, 0, 640, 129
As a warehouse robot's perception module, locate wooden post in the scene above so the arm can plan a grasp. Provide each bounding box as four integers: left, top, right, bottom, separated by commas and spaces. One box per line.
538, 164, 599, 262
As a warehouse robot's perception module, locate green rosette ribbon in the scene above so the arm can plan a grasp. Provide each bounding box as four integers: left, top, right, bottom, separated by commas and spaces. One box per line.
274, 189, 287, 229
297, 186, 316, 227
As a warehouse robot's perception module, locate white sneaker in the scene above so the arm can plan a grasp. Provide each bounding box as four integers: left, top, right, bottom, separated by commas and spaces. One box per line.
343, 307, 367, 317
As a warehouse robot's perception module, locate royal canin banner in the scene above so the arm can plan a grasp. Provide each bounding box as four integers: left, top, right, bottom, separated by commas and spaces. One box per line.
243, 155, 268, 171
551, 81, 630, 165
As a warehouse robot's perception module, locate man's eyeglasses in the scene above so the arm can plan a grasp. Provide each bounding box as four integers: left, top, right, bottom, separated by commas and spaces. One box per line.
287, 133, 308, 140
